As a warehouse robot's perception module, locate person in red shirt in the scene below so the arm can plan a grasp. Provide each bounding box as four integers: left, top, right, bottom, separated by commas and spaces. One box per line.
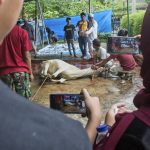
109, 54, 137, 71
0, 1, 99, 150
92, 50, 137, 75
0, 24, 34, 99
92, 29, 137, 74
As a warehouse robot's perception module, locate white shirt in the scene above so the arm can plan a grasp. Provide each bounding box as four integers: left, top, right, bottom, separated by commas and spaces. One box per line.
85, 20, 98, 43
95, 47, 113, 67
96, 47, 110, 60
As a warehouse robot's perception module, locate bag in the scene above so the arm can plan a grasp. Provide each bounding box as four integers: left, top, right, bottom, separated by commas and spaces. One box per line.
74, 30, 79, 41
93, 106, 150, 150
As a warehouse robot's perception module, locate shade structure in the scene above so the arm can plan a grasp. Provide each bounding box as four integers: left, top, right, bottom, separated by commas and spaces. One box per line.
23, 0, 49, 49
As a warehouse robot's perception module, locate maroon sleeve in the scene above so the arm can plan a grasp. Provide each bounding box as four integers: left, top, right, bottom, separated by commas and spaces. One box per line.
21, 29, 32, 51
110, 54, 118, 59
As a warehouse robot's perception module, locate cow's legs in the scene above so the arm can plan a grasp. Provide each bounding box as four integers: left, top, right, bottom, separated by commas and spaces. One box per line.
51, 78, 66, 83
52, 68, 67, 78
41, 62, 50, 76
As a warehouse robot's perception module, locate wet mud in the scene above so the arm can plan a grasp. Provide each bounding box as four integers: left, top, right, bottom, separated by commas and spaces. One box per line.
31, 64, 142, 126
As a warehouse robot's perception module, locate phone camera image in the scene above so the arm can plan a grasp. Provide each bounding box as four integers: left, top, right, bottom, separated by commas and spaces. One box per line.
49, 94, 86, 114
107, 36, 140, 54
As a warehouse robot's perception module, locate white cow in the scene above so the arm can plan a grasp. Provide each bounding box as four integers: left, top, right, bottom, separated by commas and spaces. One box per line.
41, 59, 103, 83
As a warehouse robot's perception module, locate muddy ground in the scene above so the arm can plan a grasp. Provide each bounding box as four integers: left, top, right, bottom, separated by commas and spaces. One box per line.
31, 66, 143, 126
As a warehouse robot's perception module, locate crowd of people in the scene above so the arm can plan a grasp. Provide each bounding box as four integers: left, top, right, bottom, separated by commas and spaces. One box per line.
64, 12, 98, 59
0, 0, 149, 150
63, 13, 142, 80
91, 29, 138, 78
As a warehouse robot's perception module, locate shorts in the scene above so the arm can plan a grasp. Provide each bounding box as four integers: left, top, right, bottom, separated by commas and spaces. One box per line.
0, 72, 31, 99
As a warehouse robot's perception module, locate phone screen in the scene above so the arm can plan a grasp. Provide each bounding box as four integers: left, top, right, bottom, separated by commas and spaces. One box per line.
107, 36, 140, 54
50, 94, 86, 114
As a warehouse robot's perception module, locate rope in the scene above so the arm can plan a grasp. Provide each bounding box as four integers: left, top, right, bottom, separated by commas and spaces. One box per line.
31, 75, 49, 101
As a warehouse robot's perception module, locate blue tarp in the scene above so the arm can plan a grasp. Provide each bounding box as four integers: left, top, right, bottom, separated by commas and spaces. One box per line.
45, 9, 112, 39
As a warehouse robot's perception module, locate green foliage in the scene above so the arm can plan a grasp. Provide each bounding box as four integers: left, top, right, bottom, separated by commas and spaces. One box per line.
121, 14, 135, 36
23, 1, 36, 18
23, 0, 113, 19
112, 0, 127, 18
23, 0, 147, 20
120, 11, 145, 36
120, 15, 128, 30
145, 0, 150, 3
98, 32, 111, 42
133, 11, 145, 35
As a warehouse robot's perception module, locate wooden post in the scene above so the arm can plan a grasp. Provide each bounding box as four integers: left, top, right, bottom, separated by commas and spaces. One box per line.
89, 0, 91, 13
127, 0, 130, 36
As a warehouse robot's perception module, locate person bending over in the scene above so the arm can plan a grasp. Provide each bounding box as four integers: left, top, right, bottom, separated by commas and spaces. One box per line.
92, 29, 137, 75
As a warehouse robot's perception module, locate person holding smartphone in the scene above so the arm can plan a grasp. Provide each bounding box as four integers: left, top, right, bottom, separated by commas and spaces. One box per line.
92, 29, 137, 75
0, 1, 101, 150
88, 6, 150, 150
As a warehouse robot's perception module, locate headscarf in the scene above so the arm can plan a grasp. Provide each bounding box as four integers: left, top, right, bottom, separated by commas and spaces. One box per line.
133, 4, 150, 108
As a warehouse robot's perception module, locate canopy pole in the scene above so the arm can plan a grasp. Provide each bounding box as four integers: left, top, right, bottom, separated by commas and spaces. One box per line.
127, 0, 130, 36
35, 0, 37, 42
89, 0, 91, 13
112, 0, 115, 34
21, 5, 25, 19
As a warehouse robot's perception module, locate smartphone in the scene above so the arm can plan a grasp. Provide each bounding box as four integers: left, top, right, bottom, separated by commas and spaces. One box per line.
107, 36, 140, 54
49, 94, 86, 114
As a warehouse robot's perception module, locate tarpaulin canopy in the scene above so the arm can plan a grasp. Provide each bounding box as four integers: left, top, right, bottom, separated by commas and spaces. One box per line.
45, 9, 112, 39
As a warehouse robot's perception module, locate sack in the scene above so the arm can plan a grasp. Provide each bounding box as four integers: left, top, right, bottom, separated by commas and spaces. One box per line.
93, 106, 150, 150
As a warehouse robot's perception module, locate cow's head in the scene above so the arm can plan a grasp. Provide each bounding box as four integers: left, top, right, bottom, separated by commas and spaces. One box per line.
40, 61, 50, 76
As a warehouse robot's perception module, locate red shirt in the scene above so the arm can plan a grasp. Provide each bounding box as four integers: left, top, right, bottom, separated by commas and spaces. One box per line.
111, 54, 137, 71
0, 25, 32, 76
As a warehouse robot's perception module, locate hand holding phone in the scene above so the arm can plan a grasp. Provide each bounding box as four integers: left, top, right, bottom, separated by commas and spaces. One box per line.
50, 93, 86, 114
82, 89, 101, 119
107, 36, 140, 54
50, 89, 101, 118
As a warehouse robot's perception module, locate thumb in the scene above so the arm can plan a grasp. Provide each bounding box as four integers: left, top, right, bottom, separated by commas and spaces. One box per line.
82, 88, 90, 99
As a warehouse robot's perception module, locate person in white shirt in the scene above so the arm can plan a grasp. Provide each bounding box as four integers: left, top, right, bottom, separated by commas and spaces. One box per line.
85, 13, 98, 60
92, 39, 113, 68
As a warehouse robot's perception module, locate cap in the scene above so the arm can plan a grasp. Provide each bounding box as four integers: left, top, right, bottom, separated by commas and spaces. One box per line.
88, 13, 94, 18
96, 124, 109, 132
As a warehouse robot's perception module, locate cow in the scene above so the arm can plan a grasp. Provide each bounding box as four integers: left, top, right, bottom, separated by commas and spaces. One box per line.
40, 59, 103, 83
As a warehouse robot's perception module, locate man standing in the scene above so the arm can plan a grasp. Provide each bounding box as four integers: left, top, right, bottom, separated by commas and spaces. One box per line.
76, 12, 89, 59
64, 17, 76, 57
0, 24, 34, 99
46, 26, 53, 43
22, 19, 36, 54
85, 13, 98, 60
